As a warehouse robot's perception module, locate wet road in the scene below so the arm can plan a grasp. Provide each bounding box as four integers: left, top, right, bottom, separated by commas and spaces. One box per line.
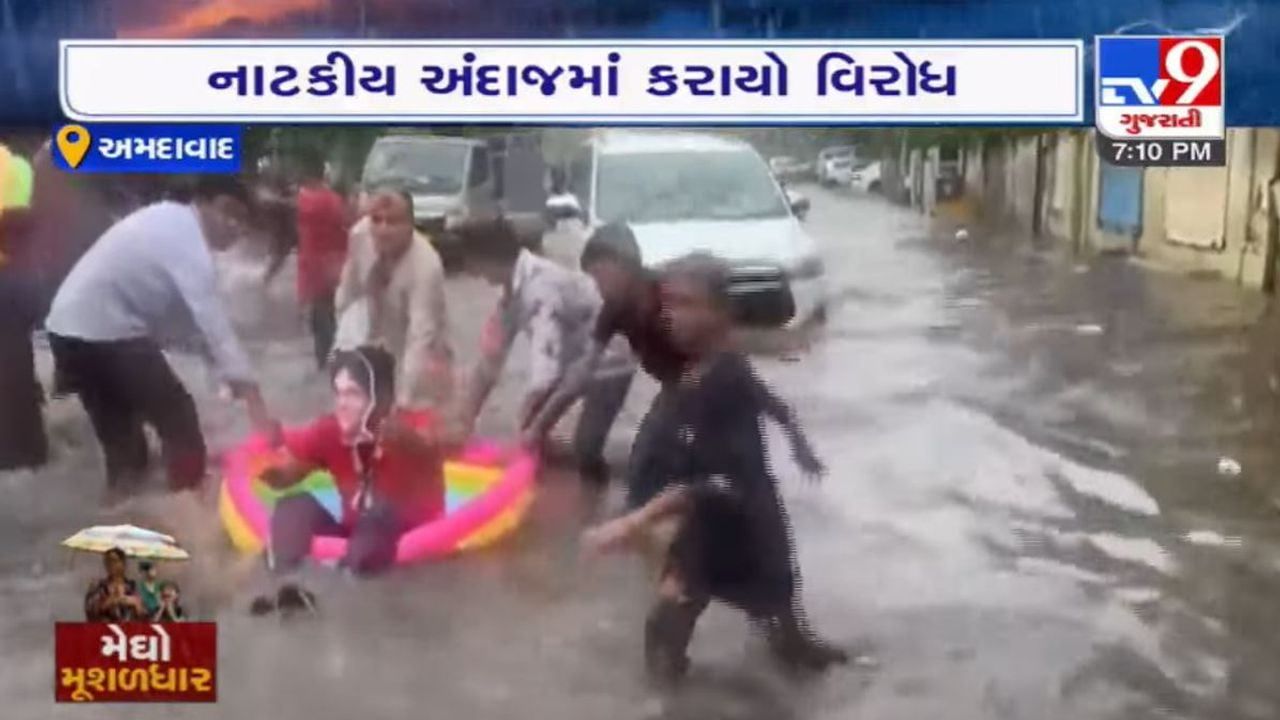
5, 186, 1280, 719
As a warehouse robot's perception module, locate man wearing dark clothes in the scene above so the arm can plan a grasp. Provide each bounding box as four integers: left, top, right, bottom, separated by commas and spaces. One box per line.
45, 176, 277, 497
583, 253, 846, 682
525, 223, 823, 508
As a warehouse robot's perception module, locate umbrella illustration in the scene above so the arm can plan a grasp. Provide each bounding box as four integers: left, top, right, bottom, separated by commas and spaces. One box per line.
62, 524, 190, 561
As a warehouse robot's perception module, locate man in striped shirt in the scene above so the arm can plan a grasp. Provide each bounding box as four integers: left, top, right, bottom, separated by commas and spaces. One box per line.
455, 219, 635, 489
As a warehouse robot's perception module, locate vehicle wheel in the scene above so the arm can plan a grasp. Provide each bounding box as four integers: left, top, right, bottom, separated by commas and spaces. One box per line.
811, 302, 829, 325
869, 180, 882, 194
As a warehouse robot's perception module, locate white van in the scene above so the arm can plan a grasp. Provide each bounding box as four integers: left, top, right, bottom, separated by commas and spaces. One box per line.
551, 130, 826, 327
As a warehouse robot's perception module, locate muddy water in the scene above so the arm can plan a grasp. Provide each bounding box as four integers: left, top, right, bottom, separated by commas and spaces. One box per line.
5, 188, 1280, 719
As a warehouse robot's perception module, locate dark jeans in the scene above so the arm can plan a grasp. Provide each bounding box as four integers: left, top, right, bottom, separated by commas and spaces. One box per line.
268, 494, 403, 577
0, 268, 48, 471
308, 289, 337, 369
572, 370, 634, 487
624, 382, 679, 508
49, 334, 205, 491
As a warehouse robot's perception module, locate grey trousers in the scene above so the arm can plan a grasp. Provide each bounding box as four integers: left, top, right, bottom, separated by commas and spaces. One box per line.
268, 494, 402, 577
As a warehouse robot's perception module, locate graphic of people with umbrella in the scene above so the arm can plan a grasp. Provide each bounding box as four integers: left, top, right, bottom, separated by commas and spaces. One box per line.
62, 525, 190, 622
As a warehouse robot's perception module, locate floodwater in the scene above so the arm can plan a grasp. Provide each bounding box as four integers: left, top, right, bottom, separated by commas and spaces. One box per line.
5, 186, 1280, 719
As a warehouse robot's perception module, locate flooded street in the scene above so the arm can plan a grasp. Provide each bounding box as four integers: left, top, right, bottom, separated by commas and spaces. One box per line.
6, 186, 1280, 719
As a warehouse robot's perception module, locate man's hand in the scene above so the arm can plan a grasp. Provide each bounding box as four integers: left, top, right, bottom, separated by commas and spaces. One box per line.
229, 382, 281, 446
581, 516, 640, 557
518, 389, 551, 432
519, 424, 545, 453
792, 440, 826, 482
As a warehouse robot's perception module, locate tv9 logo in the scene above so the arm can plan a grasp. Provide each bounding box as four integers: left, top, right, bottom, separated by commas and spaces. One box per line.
1095, 36, 1224, 140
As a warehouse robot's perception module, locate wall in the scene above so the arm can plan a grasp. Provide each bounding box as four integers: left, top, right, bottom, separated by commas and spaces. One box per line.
940, 127, 1280, 291
1043, 130, 1089, 247
1128, 129, 1280, 287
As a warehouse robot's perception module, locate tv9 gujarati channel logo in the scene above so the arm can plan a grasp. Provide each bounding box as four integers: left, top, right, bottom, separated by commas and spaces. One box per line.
1095, 36, 1224, 140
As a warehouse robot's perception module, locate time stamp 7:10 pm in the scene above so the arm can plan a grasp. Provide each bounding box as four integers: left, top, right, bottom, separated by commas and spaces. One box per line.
1096, 134, 1226, 168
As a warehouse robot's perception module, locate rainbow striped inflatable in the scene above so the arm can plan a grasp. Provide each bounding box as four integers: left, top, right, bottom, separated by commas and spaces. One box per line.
219, 433, 537, 565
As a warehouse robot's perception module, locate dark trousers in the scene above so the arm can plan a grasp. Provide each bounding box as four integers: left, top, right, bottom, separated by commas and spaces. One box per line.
645, 595, 832, 679
572, 370, 634, 487
49, 334, 205, 491
624, 382, 680, 508
0, 331, 48, 471
268, 494, 403, 577
0, 268, 48, 471
308, 289, 337, 369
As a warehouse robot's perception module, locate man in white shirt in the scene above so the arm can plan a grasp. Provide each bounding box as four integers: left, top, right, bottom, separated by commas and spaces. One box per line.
334, 186, 453, 411
45, 176, 276, 495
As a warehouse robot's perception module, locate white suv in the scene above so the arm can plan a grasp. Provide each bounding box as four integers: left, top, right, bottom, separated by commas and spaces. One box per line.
548, 130, 826, 328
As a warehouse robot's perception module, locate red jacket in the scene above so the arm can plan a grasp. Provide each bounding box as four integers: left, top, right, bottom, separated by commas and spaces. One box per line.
295, 184, 348, 302
283, 409, 445, 527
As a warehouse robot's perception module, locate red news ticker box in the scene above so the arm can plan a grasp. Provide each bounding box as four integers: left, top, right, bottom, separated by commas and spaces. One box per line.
55, 622, 217, 703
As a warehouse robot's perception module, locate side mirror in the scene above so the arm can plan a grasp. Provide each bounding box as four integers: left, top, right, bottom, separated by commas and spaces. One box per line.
786, 190, 810, 221
545, 194, 584, 223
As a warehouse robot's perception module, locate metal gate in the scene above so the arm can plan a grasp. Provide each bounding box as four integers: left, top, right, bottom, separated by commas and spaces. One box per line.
1097, 163, 1143, 237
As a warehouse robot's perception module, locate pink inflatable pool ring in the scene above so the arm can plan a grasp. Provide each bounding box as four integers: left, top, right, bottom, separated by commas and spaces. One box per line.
219, 433, 537, 565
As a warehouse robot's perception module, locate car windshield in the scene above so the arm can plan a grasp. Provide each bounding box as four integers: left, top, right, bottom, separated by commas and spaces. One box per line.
822, 147, 854, 160
596, 150, 790, 224
363, 140, 468, 195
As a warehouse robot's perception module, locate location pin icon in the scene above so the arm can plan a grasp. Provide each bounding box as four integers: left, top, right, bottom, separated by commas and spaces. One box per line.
56, 124, 91, 169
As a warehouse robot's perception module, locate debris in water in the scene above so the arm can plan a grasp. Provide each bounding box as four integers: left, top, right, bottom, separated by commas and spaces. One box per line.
1074, 323, 1105, 336
954, 227, 970, 242
1184, 530, 1242, 548
1073, 264, 1090, 274
1217, 457, 1242, 477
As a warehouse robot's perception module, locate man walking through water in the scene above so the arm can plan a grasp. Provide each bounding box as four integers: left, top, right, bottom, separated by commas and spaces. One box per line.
293, 151, 349, 369
334, 184, 453, 411
45, 176, 277, 499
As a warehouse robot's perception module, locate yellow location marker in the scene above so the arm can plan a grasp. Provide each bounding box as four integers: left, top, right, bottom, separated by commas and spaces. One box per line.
56, 124, 91, 169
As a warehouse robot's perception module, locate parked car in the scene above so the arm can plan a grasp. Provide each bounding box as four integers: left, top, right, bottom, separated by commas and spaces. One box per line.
824, 156, 855, 187
849, 160, 883, 193
549, 130, 826, 327
768, 155, 813, 183
816, 145, 856, 186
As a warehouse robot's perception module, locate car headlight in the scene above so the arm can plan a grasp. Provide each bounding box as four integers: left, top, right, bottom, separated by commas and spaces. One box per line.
789, 256, 825, 280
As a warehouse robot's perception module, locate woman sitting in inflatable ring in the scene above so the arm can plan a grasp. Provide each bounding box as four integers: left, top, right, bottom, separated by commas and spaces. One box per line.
255, 346, 452, 602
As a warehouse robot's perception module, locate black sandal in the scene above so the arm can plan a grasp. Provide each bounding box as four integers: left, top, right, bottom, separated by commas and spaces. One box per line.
276, 584, 318, 616
248, 595, 276, 617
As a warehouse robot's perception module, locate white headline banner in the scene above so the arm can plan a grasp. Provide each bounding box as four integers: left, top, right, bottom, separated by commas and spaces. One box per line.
61, 40, 1083, 124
